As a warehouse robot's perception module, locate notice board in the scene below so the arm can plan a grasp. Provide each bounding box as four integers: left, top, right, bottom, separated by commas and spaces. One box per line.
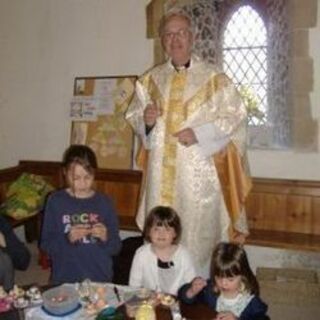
70, 76, 136, 169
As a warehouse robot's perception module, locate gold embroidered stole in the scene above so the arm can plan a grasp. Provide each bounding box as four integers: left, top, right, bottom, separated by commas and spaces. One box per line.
160, 71, 187, 205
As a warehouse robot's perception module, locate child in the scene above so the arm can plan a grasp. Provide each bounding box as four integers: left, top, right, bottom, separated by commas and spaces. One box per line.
0, 215, 30, 291
129, 206, 196, 295
40, 145, 121, 284
178, 242, 269, 320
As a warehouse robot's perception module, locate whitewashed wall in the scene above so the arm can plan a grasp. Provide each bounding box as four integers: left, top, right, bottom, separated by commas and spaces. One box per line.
0, 0, 153, 168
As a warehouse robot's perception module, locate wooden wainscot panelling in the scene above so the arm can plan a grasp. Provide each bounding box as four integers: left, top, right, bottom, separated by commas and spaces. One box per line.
1, 161, 320, 251
94, 169, 142, 231
287, 195, 313, 234
246, 178, 320, 251
19, 160, 64, 188
312, 197, 320, 235
246, 192, 287, 232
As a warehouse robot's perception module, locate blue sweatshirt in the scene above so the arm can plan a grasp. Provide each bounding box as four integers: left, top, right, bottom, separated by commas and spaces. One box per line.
41, 189, 121, 284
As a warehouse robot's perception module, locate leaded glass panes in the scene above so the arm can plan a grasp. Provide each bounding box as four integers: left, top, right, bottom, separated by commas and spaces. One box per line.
223, 5, 267, 125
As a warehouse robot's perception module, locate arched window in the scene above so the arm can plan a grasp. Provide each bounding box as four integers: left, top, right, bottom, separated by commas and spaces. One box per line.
181, 0, 291, 149
223, 5, 267, 126
216, 0, 292, 148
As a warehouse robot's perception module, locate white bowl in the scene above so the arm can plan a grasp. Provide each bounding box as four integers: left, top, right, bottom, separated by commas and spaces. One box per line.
42, 286, 79, 316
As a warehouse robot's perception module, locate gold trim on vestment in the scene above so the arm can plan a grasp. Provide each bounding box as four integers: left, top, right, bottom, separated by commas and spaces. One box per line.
184, 73, 228, 117
160, 71, 188, 205
140, 75, 164, 107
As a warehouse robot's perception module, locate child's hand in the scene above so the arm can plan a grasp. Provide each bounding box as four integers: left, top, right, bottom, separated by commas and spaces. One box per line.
68, 225, 91, 243
215, 311, 237, 320
91, 223, 107, 241
186, 277, 207, 298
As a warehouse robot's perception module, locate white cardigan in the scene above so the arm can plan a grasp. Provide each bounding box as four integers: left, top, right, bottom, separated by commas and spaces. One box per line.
129, 243, 196, 295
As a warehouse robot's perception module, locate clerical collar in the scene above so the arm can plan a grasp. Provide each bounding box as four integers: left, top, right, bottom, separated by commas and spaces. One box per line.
172, 60, 191, 72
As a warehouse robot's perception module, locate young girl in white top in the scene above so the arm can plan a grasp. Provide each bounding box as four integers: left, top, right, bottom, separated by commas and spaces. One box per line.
178, 242, 269, 320
129, 206, 196, 295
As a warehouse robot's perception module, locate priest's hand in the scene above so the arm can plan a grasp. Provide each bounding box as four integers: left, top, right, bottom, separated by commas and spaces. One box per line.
174, 128, 198, 147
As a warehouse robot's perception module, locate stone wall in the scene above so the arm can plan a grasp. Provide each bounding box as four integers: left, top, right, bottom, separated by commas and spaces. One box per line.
289, 0, 318, 150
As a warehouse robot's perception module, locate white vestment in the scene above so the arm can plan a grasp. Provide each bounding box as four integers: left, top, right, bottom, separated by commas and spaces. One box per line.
126, 55, 248, 267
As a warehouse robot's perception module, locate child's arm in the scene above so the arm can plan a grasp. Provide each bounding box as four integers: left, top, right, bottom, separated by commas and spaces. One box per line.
239, 296, 269, 320
97, 197, 121, 256
128, 249, 143, 288
178, 277, 207, 302
187, 277, 207, 298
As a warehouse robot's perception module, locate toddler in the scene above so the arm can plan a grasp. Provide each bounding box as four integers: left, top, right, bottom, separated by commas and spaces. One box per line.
129, 206, 196, 295
178, 242, 269, 320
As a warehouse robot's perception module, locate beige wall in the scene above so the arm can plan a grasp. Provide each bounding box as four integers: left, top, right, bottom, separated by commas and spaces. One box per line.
0, 0, 153, 168
0, 0, 319, 180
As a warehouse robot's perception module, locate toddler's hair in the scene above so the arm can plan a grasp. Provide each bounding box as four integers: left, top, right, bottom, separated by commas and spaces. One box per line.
62, 144, 97, 174
210, 242, 260, 295
143, 206, 182, 244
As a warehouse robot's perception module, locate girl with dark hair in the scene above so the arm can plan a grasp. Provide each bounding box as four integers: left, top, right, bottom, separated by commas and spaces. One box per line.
41, 145, 121, 284
129, 206, 196, 295
178, 242, 269, 320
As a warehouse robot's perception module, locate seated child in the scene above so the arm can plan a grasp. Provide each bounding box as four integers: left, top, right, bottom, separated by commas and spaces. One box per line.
41, 145, 121, 284
0, 215, 31, 291
129, 206, 196, 295
178, 242, 269, 320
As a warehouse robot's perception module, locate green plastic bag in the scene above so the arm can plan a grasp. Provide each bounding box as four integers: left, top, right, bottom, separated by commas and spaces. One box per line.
0, 173, 54, 220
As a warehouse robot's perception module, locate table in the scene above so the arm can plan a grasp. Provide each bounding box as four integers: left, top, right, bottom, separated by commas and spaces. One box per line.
2, 301, 216, 320
1, 284, 216, 320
